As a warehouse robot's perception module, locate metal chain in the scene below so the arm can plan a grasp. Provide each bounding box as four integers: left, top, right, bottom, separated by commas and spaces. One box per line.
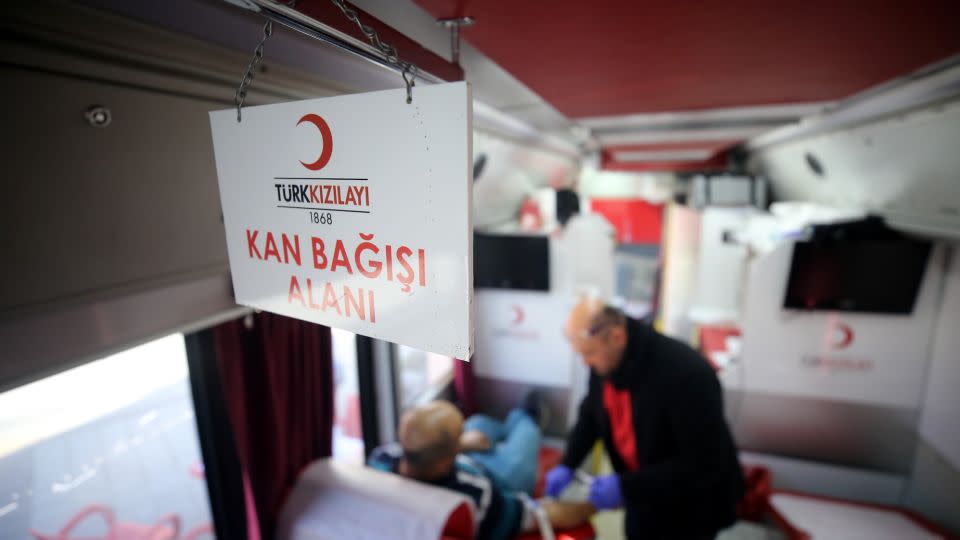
234, 1, 300, 122
234, 0, 419, 121
234, 20, 273, 122
329, 0, 419, 103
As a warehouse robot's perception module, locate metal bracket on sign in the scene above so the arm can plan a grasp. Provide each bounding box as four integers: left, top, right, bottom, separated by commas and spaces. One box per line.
436, 16, 475, 66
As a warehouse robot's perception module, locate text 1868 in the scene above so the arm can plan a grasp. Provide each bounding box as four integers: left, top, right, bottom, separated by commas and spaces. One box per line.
310, 211, 333, 225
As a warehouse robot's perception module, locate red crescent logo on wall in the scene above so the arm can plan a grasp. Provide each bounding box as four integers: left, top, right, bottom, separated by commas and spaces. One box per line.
833, 323, 854, 349
511, 306, 525, 326
297, 113, 333, 171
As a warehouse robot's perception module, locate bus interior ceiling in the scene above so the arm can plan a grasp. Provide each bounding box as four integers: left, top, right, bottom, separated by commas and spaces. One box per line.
2, 0, 960, 538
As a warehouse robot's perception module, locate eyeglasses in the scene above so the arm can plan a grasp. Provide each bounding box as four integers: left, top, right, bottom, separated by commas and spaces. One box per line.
565, 322, 613, 341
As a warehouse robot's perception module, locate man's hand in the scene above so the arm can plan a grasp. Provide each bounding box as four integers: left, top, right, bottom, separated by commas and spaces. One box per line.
544, 465, 574, 498
588, 474, 623, 510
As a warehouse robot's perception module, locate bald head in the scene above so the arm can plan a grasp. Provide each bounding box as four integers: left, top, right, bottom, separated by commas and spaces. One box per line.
565, 296, 628, 376
565, 296, 605, 340
397, 401, 463, 480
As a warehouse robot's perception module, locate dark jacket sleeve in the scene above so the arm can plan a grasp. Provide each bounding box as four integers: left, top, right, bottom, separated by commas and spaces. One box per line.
562, 376, 600, 469
618, 364, 735, 504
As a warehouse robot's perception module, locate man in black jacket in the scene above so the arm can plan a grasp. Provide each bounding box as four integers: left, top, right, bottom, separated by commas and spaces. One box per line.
545, 297, 744, 539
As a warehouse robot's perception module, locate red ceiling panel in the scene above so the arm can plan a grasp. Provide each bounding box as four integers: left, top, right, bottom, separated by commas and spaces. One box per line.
414, 0, 960, 118
297, 0, 463, 81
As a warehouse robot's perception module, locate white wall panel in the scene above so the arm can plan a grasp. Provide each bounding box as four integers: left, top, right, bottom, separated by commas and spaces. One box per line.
738, 243, 944, 408
918, 245, 960, 469
690, 208, 754, 323
659, 204, 702, 339
473, 290, 577, 387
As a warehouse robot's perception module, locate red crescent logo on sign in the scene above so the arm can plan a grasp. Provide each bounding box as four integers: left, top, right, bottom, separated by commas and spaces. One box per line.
297, 113, 333, 171
833, 323, 854, 349
511, 306, 525, 326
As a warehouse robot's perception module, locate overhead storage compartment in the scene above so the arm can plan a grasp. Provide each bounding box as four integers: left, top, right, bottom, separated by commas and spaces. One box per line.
0, 0, 368, 389
747, 96, 960, 239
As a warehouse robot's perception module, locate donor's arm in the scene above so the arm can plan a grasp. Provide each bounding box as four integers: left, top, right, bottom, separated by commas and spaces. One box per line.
528, 500, 596, 531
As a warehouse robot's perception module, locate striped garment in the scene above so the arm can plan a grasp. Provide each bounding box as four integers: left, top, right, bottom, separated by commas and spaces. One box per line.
368, 443, 531, 540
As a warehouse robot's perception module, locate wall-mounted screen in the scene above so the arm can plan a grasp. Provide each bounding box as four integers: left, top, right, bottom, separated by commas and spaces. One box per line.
474, 233, 549, 291
783, 233, 931, 314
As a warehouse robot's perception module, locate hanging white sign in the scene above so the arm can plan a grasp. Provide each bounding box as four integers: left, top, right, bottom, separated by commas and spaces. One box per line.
209, 82, 473, 358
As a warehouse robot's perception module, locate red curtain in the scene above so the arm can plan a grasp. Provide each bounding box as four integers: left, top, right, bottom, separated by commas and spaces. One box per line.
213, 312, 333, 540
453, 358, 476, 417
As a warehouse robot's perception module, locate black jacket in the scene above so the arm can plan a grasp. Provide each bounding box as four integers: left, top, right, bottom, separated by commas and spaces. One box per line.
562, 318, 744, 539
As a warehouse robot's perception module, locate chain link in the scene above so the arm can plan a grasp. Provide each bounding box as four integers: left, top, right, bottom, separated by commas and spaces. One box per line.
329, 0, 419, 103
234, 20, 273, 122
234, 0, 419, 122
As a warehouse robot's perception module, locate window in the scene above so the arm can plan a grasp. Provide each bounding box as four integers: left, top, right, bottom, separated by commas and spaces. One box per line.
0, 334, 213, 539
331, 328, 363, 464
395, 345, 454, 410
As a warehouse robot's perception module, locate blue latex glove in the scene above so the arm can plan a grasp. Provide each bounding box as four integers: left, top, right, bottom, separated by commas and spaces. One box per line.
544, 465, 574, 498
588, 474, 623, 510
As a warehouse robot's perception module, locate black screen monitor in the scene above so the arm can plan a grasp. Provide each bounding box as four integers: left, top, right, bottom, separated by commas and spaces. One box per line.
474, 233, 550, 291
783, 234, 931, 314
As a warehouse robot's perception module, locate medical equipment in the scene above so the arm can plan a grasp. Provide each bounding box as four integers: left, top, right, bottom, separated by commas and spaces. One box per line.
518, 493, 556, 540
